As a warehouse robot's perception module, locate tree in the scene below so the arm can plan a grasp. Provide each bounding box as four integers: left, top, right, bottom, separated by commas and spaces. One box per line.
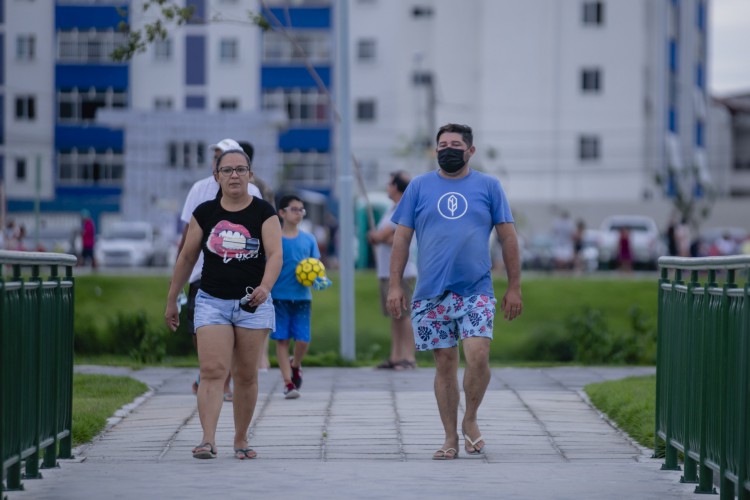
111, 1, 270, 62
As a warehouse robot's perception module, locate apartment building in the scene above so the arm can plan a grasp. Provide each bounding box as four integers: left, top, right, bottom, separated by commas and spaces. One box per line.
1, 0, 721, 237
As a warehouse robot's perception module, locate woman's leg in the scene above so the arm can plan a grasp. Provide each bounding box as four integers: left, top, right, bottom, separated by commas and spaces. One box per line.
195, 325, 234, 449
232, 328, 268, 451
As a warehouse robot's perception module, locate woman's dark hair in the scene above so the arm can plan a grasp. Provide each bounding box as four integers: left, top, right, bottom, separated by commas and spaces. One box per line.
390, 171, 409, 194
214, 149, 251, 172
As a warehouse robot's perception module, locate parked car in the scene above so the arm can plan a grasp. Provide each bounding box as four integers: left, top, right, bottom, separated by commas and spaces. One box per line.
95, 221, 166, 267
520, 233, 556, 271
598, 215, 666, 269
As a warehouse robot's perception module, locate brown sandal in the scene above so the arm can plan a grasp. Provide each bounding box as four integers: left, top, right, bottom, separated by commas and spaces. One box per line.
192, 442, 217, 459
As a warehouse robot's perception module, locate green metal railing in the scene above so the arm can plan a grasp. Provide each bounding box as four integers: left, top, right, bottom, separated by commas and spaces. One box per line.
656, 255, 750, 499
1, 250, 77, 495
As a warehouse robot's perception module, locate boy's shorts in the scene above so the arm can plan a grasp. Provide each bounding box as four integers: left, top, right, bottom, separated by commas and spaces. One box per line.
194, 289, 275, 331
411, 291, 496, 351
270, 299, 312, 343
379, 277, 416, 317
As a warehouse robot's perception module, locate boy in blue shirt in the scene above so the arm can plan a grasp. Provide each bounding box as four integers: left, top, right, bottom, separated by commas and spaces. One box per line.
271, 195, 321, 399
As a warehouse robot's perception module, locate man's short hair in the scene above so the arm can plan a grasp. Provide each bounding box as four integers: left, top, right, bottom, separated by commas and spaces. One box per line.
390, 171, 410, 194
238, 141, 255, 162
436, 124, 473, 148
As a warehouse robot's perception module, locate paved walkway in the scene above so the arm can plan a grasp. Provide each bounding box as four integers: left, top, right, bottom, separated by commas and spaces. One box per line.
10, 366, 697, 499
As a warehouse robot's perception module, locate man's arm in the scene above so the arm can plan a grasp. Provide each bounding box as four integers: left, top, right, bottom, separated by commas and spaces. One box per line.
386, 225, 414, 318
367, 223, 395, 246
495, 222, 523, 321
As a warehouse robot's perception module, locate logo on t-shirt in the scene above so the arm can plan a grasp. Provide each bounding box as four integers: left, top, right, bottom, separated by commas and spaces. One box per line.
437, 192, 468, 220
207, 220, 260, 261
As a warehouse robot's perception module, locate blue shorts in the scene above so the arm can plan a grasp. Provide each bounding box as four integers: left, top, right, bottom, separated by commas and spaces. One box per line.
411, 291, 496, 351
193, 289, 275, 331
270, 299, 311, 343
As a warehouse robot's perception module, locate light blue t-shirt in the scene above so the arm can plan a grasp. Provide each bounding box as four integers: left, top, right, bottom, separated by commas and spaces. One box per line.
391, 169, 514, 300
272, 231, 321, 301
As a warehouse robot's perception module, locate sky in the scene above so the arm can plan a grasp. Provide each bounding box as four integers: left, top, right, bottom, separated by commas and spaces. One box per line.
710, 0, 750, 96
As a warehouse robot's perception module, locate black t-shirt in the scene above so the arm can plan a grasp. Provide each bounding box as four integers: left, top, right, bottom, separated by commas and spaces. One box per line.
193, 197, 277, 299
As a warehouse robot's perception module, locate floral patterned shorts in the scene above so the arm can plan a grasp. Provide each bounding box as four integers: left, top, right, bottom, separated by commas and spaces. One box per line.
411, 291, 496, 351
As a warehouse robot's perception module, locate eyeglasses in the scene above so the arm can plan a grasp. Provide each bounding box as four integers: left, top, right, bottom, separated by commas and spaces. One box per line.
284, 207, 306, 215
217, 166, 251, 177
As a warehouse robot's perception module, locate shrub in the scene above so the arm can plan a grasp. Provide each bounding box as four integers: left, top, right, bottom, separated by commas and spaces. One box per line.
566, 306, 612, 364
74, 314, 109, 354
514, 304, 657, 365
514, 327, 575, 362
108, 311, 166, 363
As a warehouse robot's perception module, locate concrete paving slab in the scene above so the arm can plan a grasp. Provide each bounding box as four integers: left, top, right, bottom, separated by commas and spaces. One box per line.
6, 365, 695, 500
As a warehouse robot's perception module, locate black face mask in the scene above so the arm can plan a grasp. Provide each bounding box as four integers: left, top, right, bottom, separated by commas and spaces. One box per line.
437, 147, 467, 173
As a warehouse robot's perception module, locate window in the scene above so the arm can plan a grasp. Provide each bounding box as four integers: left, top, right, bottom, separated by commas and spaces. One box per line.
57, 149, 124, 185
582, 1, 604, 25
219, 99, 239, 111
412, 6, 433, 17
413, 71, 433, 86
166, 141, 206, 169
357, 39, 376, 62
57, 88, 127, 123
219, 38, 238, 62
580, 68, 602, 93
15, 95, 36, 120
16, 158, 27, 181
356, 99, 376, 122
154, 97, 173, 110
280, 151, 332, 187
579, 135, 600, 161
695, 120, 704, 147
186, 95, 206, 109
262, 30, 331, 64
57, 29, 128, 63
16, 35, 35, 61
154, 38, 172, 61
262, 88, 329, 124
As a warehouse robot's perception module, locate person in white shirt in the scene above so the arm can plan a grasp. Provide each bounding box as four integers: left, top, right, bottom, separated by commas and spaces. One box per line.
178, 138, 263, 399
368, 171, 418, 370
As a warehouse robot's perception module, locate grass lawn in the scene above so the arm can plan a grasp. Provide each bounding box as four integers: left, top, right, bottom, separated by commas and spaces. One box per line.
74, 271, 659, 364
585, 375, 658, 453
72, 374, 148, 446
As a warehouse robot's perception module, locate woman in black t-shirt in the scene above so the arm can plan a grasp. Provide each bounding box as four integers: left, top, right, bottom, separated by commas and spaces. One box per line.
166, 149, 282, 460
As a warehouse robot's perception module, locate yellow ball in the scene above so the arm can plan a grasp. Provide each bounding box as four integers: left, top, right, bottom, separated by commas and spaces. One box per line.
295, 258, 326, 287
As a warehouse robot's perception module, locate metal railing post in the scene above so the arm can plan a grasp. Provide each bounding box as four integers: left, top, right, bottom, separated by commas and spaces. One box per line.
0, 250, 77, 492
657, 256, 750, 498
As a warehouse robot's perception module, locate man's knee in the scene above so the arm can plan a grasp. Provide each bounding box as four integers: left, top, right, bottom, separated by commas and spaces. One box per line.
433, 347, 459, 373
462, 339, 491, 369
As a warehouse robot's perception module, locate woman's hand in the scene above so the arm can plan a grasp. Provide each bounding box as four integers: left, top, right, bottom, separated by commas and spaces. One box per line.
249, 285, 270, 307
165, 301, 180, 332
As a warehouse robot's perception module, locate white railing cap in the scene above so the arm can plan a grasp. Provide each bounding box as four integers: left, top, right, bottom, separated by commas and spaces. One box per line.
0, 250, 78, 267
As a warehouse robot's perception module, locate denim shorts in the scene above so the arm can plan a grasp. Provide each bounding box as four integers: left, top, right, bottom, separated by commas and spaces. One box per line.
194, 289, 275, 331
270, 299, 311, 343
411, 291, 496, 351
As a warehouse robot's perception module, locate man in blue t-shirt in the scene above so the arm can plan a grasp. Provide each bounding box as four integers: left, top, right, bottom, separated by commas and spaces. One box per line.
388, 123, 523, 461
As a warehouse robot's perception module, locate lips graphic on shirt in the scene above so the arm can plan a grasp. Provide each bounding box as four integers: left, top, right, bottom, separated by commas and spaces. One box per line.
207, 220, 260, 259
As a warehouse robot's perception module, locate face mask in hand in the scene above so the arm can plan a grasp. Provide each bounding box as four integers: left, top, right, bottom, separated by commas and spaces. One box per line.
437, 147, 467, 174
